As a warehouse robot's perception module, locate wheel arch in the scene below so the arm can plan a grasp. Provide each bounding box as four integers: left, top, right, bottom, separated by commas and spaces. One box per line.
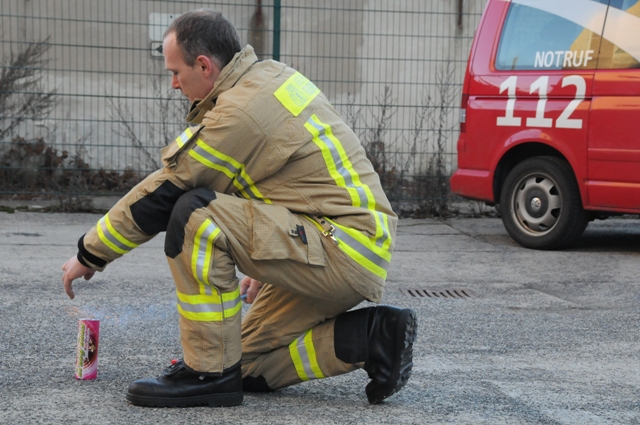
493, 142, 581, 205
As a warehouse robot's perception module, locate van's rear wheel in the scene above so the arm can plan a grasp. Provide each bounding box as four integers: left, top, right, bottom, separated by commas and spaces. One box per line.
499, 156, 588, 250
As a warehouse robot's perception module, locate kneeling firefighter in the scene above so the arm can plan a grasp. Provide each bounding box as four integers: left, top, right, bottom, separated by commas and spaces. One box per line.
61, 8, 417, 407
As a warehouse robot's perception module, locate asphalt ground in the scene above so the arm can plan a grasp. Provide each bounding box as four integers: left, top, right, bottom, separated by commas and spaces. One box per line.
0, 211, 639, 424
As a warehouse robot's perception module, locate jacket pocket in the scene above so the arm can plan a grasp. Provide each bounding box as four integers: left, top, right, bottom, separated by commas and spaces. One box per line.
245, 201, 326, 267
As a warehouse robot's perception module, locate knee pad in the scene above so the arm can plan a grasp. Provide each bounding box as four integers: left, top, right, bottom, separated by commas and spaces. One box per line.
130, 180, 186, 235
165, 188, 217, 258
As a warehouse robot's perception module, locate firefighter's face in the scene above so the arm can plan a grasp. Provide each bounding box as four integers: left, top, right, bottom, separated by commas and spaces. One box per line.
163, 32, 219, 103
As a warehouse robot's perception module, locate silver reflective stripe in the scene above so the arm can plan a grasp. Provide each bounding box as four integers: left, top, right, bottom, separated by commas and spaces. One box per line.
193, 144, 240, 174
374, 211, 390, 248
293, 333, 323, 380
223, 296, 241, 312
99, 217, 134, 252
332, 225, 390, 270
177, 130, 191, 147
177, 299, 223, 314
192, 144, 260, 199
306, 116, 391, 252
195, 222, 218, 296
306, 118, 370, 207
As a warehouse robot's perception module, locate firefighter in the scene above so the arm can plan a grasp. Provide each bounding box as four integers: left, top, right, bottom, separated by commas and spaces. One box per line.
61, 8, 417, 407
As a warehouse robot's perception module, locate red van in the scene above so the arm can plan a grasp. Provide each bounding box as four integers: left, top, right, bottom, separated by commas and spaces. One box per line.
451, 0, 640, 249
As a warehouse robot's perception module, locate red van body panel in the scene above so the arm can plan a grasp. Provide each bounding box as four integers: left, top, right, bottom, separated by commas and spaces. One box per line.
588, 69, 640, 211
451, 0, 640, 214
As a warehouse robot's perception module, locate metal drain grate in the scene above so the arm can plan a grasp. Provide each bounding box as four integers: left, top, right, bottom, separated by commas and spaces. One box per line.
401, 288, 472, 299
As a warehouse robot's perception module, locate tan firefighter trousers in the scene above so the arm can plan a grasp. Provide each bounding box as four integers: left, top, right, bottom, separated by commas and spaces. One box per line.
165, 189, 371, 389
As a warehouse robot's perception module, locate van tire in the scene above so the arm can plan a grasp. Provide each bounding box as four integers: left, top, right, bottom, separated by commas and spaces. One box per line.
499, 156, 588, 250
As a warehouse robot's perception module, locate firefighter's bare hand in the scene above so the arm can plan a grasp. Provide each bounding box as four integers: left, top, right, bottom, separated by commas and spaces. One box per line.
240, 276, 264, 304
62, 256, 95, 300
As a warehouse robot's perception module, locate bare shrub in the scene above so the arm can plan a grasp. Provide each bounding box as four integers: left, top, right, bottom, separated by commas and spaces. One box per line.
347, 62, 458, 218
344, 61, 458, 218
0, 135, 140, 198
412, 61, 458, 218
0, 37, 57, 141
108, 66, 189, 172
360, 86, 400, 194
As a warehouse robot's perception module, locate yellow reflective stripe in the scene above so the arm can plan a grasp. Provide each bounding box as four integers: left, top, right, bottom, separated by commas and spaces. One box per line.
96, 219, 125, 255
329, 219, 391, 279
176, 291, 223, 322
189, 139, 271, 204
190, 140, 237, 178
304, 330, 324, 379
368, 210, 392, 252
305, 114, 377, 210
303, 114, 393, 278
303, 216, 390, 280
191, 219, 220, 292
289, 341, 308, 381
305, 122, 355, 204
184, 219, 243, 320
274, 72, 321, 117
376, 210, 392, 251
222, 288, 243, 318
289, 329, 325, 381
96, 213, 138, 255
104, 215, 138, 249
176, 287, 241, 322
175, 127, 194, 148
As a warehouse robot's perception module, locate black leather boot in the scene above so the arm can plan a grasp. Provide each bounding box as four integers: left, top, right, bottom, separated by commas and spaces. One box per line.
334, 305, 417, 404
125, 360, 243, 407
242, 375, 275, 393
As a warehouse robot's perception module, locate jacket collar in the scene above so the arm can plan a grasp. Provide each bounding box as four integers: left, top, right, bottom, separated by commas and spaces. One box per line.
186, 45, 258, 124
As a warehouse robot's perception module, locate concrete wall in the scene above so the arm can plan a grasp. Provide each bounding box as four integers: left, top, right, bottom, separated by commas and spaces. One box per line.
0, 0, 487, 175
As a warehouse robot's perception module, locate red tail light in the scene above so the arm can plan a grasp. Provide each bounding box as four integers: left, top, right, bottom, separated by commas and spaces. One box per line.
459, 94, 468, 133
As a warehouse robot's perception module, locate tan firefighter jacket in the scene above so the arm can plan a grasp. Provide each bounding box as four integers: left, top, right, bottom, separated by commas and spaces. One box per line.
77, 45, 397, 301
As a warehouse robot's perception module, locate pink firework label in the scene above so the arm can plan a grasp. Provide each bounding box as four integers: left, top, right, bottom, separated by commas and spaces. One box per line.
75, 319, 100, 380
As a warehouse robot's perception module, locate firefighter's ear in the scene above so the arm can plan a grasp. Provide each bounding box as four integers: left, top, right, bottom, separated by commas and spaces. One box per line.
195, 55, 221, 79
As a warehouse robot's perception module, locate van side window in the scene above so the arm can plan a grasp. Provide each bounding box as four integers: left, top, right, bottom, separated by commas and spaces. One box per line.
495, 2, 607, 71
597, 0, 640, 69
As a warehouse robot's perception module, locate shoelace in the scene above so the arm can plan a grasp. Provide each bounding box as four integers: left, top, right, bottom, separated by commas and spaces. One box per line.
165, 359, 205, 380
163, 359, 183, 375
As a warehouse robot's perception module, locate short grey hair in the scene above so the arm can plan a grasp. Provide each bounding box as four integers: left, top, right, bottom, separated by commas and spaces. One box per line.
165, 9, 241, 69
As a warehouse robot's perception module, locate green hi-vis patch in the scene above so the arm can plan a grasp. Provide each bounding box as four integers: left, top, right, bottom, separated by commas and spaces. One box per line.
274, 72, 321, 117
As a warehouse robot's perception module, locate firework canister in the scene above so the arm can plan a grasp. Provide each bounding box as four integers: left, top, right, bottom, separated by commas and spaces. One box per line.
74, 318, 100, 380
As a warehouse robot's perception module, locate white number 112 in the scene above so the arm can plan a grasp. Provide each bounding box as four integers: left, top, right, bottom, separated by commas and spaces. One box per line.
496, 75, 585, 129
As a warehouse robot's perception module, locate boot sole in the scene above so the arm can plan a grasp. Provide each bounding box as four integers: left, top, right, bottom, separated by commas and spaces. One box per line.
125, 391, 243, 408
367, 308, 417, 404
